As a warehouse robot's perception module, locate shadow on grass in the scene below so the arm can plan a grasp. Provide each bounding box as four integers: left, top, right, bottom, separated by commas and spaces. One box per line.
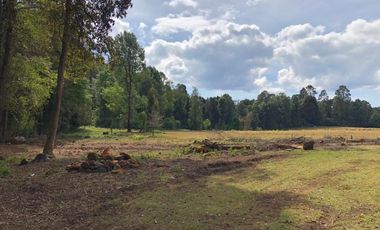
0, 154, 321, 229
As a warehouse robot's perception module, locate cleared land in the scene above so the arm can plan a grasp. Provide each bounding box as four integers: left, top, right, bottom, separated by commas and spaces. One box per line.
0, 127, 379, 229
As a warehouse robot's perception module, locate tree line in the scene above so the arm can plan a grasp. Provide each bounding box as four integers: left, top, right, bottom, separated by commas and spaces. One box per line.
1, 1, 380, 158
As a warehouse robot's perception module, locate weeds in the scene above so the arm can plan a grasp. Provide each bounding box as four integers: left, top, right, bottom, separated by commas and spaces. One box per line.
0, 161, 10, 177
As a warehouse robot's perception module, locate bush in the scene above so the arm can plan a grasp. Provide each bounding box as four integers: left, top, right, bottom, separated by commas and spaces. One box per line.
162, 117, 179, 130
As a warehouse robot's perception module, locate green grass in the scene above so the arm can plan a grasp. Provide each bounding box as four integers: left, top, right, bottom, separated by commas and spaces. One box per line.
102, 149, 380, 229
60, 126, 165, 141
0, 160, 10, 177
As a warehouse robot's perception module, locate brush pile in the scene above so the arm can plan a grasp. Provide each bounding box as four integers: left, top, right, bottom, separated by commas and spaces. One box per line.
66, 148, 140, 173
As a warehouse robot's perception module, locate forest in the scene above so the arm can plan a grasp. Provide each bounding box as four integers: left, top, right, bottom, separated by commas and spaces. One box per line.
1, 1, 380, 145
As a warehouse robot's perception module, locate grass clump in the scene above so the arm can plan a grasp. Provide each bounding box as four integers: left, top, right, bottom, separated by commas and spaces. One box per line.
0, 160, 10, 177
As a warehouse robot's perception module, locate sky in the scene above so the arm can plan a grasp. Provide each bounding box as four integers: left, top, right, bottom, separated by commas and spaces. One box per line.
111, 0, 380, 106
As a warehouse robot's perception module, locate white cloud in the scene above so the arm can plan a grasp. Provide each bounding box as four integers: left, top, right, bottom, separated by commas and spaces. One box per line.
165, 0, 198, 8
274, 19, 380, 91
147, 20, 273, 90
138, 22, 147, 31
152, 15, 211, 35
147, 17, 380, 94
110, 18, 131, 37
246, 0, 264, 7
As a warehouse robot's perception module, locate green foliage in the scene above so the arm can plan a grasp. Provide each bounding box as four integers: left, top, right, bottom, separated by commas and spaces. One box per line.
369, 110, 380, 127
0, 161, 10, 177
189, 88, 203, 130
202, 119, 212, 130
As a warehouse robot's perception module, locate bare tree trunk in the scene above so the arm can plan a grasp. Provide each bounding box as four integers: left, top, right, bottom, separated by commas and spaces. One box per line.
42, 0, 71, 158
127, 61, 132, 133
0, 0, 16, 143
1, 110, 8, 141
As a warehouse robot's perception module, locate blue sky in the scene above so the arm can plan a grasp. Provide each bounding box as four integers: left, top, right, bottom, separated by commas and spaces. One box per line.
112, 0, 380, 105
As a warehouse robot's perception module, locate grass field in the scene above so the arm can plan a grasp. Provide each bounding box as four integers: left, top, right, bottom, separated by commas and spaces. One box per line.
0, 127, 379, 229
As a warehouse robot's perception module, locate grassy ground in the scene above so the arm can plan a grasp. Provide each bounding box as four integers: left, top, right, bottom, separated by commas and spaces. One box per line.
0, 127, 379, 229
63, 126, 380, 142
104, 149, 380, 229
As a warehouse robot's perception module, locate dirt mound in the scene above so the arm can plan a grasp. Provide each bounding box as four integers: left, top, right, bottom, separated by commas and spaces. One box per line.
66, 150, 139, 173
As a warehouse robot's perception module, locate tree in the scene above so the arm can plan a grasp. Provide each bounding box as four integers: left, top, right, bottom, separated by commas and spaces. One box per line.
301, 95, 319, 126
318, 90, 329, 102
351, 99, 372, 127
290, 95, 303, 127
189, 88, 203, 130
237, 99, 253, 130
300, 85, 317, 97
332, 85, 352, 125
369, 109, 380, 128
42, 0, 133, 158
218, 94, 236, 130
335, 85, 351, 101
101, 84, 127, 132
204, 97, 220, 129
0, 0, 17, 141
173, 84, 189, 128
112, 32, 145, 133
147, 87, 160, 136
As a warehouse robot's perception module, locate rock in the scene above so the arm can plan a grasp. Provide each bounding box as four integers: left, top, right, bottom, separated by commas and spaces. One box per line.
87, 152, 99, 161
9, 136, 26, 144
19, 159, 29, 166
303, 141, 315, 150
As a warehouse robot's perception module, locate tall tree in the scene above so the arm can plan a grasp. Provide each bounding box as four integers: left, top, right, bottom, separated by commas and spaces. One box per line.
218, 94, 236, 130
301, 95, 319, 125
112, 32, 145, 133
42, 0, 133, 159
189, 88, 203, 130
332, 85, 352, 125
173, 84, 189, 128
147, 87, 160, 135
0, 0, 17, 142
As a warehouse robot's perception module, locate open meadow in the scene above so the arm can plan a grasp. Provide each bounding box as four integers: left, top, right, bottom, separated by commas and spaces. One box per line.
0, 127, 379, 229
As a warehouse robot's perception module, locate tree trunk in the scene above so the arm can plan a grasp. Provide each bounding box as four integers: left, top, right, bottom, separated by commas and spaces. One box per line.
0, 0, 16, 143
127, 61, 132, 133
1, 110, 8, 141
42, 0, 71, 158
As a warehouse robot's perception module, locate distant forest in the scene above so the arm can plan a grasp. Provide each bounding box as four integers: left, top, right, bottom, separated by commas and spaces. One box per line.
1, 1, 380, 145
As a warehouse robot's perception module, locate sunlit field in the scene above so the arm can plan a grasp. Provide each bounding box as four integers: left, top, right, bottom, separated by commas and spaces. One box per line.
1, 127, 379, 229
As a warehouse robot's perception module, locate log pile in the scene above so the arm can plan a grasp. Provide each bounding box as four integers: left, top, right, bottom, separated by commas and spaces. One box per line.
189, 139, 251, 153
66, 148, 140, 173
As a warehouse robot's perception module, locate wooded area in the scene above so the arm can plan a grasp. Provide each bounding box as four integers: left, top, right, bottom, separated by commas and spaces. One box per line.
1, 0, 380, 157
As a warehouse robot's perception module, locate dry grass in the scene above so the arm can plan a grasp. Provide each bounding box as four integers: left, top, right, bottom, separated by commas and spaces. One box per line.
162, 127, 380, 142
